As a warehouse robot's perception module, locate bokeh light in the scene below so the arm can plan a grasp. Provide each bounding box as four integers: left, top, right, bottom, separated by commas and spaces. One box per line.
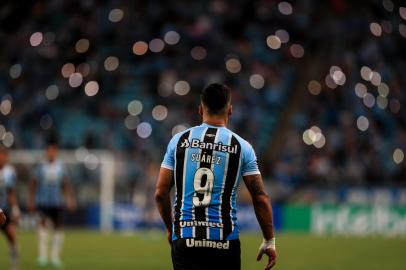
124, 115, 140, 130
104, 56, 119, 71
84, 81, 99, 96
30, 32, 43, 46
389, 98, 400, 113
308, 80, 322, 95
266, 35, 281, 49
61, 63, 75, 78
325, 75, 337, 89
69, 73, 83, 88
398, 24, 406, 38
393, 148, 404, 164
378, 82, 390, 97
400, 7, 406, 20
275, 29, 290, 43
75, 39, 90, 54
377, 96, 388, 109
0, 125, 6, 140
174, 80, 191, 95
108, 8, 124, 23
0, 99, 12, 115
137, 122, 152, 138
9, 64, 22, 79
290, 44, 304, 58
45, 85, 59, 100
128, 100, 143, 116
149, 39, 165, 53
302, 126, 325, 148
249, 74, 265, 89
360, 66, 373, 81
355, 83, 367, 98
191, 46, 207, 60
356, 116, 369, 131
225, 58, 241, 73
152, 105, 168, 121
2, 132, 14, 148
132, 41, 148, 55
370, 22, 382, 37
382, 0, 394, 12
313, 134, 326, 149
278, 2, 293, 15
370, 71, 382, 86
330, 66, 346, 86
363, 93, 375, 108
164, 31, 180, 45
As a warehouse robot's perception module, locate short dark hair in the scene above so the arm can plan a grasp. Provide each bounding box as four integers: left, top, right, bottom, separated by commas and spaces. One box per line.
45, 131, 59, 146
201, 83, 231, 115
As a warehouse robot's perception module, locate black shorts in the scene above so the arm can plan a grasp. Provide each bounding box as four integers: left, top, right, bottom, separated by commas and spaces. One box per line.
171, 238, 241, 270
38, 206, 63, 225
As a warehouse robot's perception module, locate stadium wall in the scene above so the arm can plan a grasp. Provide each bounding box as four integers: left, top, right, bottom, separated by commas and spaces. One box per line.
85, 203, 406, 236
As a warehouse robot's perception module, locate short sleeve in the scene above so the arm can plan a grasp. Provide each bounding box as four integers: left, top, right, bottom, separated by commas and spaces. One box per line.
5, 167, 16, 188
161, 136, 177, 170
241, 144, 261, 176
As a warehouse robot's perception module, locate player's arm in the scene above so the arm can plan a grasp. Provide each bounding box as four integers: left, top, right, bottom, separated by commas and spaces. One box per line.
7, 188, 20, 221
62, 178, 77, 212
7, 170, 20, 221
154, 167, 174, 244
243, 174, 276, 270
0, 208, 6, 226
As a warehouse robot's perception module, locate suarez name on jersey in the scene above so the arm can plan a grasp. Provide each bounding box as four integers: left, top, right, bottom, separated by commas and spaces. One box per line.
161, 123, 260, 241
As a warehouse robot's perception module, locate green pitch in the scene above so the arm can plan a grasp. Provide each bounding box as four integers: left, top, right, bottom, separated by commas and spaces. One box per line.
0, 230, 405, 269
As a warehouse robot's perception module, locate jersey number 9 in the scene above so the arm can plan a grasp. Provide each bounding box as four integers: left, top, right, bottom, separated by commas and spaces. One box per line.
192, 167, 214, 207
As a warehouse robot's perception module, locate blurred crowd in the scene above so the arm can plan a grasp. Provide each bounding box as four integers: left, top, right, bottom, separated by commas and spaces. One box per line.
0, 0, 405, 203
268, 0, 406, 201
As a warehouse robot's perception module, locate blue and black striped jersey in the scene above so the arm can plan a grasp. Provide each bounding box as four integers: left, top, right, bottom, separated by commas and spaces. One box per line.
0, 165, 16, 209
35, 161, 66, 207
161, 123, 261, 241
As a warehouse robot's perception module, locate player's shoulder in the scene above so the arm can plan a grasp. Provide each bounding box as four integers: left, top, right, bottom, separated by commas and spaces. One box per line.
225, 128, 254, 151
169, 125, 198, 144
3, 164, 16, 175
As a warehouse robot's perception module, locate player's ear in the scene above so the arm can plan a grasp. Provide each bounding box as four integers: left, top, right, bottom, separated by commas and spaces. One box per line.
199, 104, 203, 117
228, 105, 233, 117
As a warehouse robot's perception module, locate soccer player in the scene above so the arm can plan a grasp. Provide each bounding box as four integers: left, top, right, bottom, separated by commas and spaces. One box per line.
155, 83, 277, 270
0, 146, 20, 270
28, 139, 76, 268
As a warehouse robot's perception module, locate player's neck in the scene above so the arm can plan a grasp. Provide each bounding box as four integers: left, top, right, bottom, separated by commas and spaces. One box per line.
202, 117, 228, 127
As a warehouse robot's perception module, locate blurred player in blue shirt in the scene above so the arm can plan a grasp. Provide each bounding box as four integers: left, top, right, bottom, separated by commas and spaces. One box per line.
28, 138, 76, 268
155, 83, 277, 270
0, 146, 20, 270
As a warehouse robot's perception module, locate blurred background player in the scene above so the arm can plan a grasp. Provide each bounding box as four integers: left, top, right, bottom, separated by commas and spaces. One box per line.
0, 146, 20, 270
28, 137, 76, 268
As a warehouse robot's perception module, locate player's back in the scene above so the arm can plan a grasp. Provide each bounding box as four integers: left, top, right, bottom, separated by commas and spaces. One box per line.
35, 161, 65, 207
162, 123, 260, 242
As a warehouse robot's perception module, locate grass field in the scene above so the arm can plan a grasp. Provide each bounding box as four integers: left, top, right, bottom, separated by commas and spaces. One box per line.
1, 230, 405, 270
